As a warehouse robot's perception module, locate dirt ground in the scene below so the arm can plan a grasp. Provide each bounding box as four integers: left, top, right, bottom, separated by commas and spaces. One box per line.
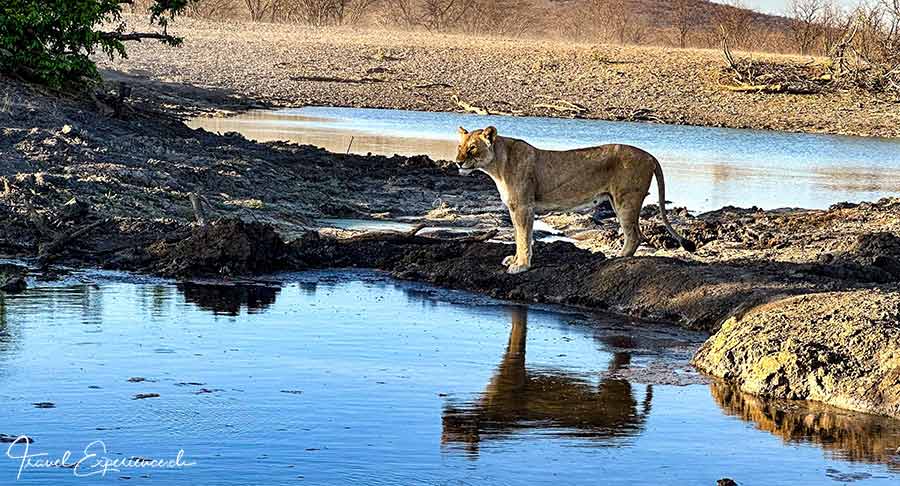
96, 16, 900, 138
1, 72, 899, 418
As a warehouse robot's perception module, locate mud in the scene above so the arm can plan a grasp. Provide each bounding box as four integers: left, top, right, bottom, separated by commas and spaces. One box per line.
2, 74, 900, 418
694, 289, 900, 418
0, 263, 27, 293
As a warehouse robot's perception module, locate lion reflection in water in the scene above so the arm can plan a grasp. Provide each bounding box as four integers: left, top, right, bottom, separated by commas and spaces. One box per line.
441, 307, 652, 455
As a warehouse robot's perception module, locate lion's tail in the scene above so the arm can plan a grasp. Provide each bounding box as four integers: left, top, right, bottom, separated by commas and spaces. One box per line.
653, 159, 696, 253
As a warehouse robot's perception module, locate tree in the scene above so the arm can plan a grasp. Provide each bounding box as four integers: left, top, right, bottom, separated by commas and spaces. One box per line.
420, 0, 475, 32
186, 0, 240, 19
244, 0, 273, 20
713, 0, 755, 48
380, 0, 419, 27
788, 0, 826, 55
672, 0, 697, 49
0, 0, 189, 88
589, 0, 647, 45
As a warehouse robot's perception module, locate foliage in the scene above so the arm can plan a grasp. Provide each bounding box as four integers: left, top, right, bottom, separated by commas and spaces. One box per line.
0, 0, 189, 88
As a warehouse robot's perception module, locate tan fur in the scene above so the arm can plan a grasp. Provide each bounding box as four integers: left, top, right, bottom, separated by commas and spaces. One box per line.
456, 126, 695, 274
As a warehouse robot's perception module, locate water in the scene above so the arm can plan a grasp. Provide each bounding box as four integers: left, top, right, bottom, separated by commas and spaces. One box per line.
1, 270, 899, 485
188, 107, 900, 212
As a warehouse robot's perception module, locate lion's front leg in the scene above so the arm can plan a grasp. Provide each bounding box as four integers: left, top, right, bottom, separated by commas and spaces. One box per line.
505, 204, 534, 274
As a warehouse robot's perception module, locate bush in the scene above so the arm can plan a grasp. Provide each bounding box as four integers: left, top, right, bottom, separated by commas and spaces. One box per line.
0, 0, 189, 88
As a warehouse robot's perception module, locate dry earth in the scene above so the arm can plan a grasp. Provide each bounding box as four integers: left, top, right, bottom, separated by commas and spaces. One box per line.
1, 71, 899, 418
96, 16, 900, 138
696, 290, 900, 418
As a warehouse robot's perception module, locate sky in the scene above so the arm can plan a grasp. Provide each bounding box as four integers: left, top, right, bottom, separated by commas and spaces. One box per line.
722, 0, 860, 15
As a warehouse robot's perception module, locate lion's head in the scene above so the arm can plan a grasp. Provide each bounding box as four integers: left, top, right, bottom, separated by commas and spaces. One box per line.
455, 126, 497, 175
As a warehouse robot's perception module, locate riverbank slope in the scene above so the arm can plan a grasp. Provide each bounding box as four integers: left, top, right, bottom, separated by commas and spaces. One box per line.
96, 16, 900, 138
1, 75, 898, 419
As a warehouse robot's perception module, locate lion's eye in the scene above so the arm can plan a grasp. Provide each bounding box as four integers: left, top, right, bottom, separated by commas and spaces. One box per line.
467, 146, 477, 155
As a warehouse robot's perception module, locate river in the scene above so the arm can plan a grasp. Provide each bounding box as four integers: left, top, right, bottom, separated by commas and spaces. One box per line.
1, 270, 899, 484
188, 107, 900, 212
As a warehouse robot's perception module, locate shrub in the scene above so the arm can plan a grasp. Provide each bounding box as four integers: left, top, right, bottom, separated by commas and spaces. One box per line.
0, 0, 189, 88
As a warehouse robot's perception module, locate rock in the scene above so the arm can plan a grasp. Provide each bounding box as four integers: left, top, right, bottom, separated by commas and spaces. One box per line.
0, 434, 33, 444
717, 479, 738, 486
0, 264, 27, 294
850, 232, 900, 263
693, 290, 900, 418
829, 201, 859, 211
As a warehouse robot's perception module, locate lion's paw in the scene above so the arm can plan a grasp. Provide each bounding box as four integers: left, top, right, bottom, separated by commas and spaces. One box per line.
506, 263, 531, 275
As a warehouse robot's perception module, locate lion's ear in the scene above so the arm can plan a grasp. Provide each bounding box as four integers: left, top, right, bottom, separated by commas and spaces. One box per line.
458, 126, 468, 142
482, 126, 497, 145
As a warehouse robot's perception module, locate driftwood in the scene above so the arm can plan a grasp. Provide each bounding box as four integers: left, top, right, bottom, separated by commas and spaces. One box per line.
347, 223, 427, 242
38, 219, 108, 266
190, 193, 207, 227
347, 223, 498, 245
720, 28, 829, 95
290, 75, 382, 84
532, 96, 589, 116
452, 96, 518, 116
411, 82, 452, 89
717, 25, 896, 96
23, 196, 51, 236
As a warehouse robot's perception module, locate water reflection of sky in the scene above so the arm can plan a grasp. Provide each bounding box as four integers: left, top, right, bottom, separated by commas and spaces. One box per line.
1, 271, 899, 485
190, 107, 900, 211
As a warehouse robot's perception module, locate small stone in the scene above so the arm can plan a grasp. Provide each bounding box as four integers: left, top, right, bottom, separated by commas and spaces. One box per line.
0, 434, 33, 443
717, 479, 738, 486
61, 124, 73, 135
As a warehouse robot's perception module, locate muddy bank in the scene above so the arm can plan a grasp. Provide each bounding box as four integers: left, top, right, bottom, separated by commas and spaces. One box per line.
2, 74, 900, 418
694, 290, 900, 418
0, 264, 27, 293
98, 16, 900, 138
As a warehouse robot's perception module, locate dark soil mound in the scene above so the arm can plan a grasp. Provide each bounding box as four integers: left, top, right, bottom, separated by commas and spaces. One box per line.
150, 219, 288, 277
812, 232, 900, 283
0, 264, 27, 294
850, 232, 900, 280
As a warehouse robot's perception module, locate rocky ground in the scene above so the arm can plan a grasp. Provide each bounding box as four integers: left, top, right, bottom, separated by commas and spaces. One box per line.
1, 73, 899, 419
96, 16, 900, 138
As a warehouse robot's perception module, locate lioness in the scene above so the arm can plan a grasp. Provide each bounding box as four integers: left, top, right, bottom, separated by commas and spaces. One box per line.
456, 126, 695, 274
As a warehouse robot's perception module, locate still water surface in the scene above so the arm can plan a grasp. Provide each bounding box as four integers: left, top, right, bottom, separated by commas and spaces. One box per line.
188, 107, 900, 212
1, 270, 899, 484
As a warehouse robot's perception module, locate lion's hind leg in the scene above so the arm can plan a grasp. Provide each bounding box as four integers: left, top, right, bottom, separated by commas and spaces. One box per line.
613, 192, 646, 257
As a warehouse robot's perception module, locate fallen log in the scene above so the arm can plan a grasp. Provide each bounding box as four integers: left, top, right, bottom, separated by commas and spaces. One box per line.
452, 96, 517, 116
38, 219, 108, 266
346, 223, 498, 244
533, 96, 588, 115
